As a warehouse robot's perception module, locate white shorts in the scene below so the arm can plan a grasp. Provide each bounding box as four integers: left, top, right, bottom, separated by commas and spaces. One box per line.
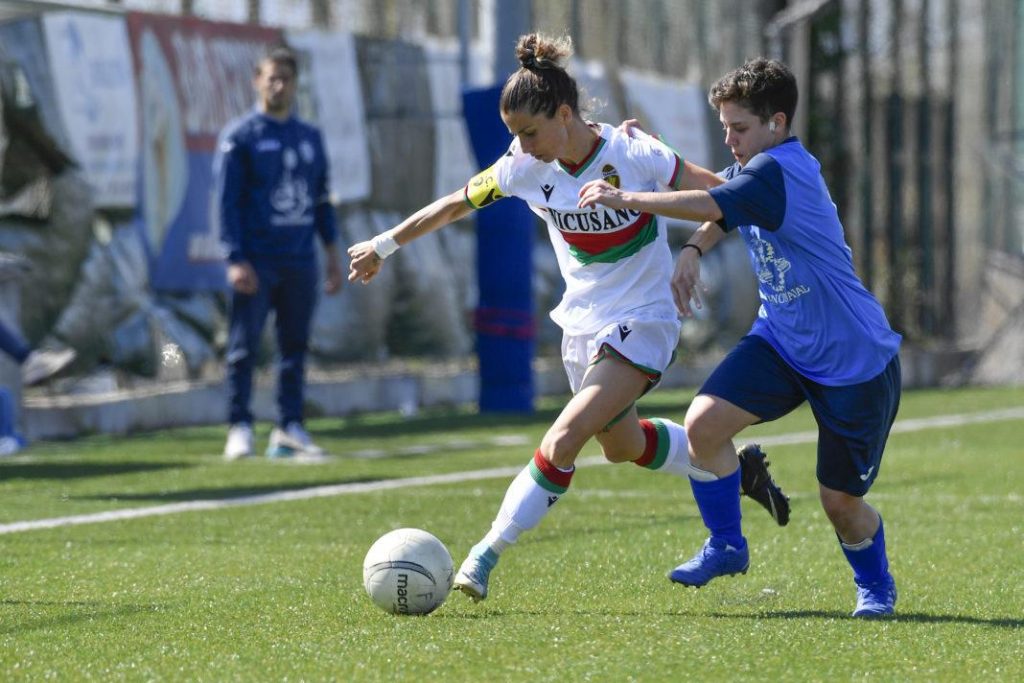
561, 318, 682, 395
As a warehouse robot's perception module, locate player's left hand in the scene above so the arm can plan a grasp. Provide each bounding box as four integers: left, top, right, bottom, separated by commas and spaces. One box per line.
347, 241, 384, 284
671, 247, 706, 317
324, 256, 344, 294
578, 180, 628, 210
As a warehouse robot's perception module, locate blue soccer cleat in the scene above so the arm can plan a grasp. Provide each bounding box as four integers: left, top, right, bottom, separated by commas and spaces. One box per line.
453, 543, 499, 602
853, 575, 897, 617
668, 538, 750, 587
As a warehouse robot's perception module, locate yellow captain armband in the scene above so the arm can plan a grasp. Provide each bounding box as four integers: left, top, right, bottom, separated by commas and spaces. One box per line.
464, 164, 507, 209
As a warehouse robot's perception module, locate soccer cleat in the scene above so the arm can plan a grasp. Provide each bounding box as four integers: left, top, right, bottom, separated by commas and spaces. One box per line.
224, 423, 254, 461
738, 443, 791, 526
453, 543, 499, 602
668, 538, 750, 587
853, 575, 897, 617
22, 347, 76, 386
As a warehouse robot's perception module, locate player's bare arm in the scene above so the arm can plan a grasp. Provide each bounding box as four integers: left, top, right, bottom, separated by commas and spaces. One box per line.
348, 188, 473, 284
673, 221, 726, 317
680, 160, 725, 191
577, 182, 724, 223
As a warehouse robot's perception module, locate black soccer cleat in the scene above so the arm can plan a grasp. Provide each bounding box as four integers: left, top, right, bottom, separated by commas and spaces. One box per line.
737, 444, 791, 526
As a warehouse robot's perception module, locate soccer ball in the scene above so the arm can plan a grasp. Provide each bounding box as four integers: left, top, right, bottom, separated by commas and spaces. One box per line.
362, 528, 454, 615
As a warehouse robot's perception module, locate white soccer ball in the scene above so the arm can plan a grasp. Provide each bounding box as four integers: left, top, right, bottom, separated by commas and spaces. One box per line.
362, 528, 454, 615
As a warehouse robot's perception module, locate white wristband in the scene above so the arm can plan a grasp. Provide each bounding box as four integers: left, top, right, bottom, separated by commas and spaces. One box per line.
371, 234, 400, 259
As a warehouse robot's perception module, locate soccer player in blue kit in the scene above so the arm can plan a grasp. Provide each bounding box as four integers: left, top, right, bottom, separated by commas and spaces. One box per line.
216, 46, 343, 460
579, 57, 902, 617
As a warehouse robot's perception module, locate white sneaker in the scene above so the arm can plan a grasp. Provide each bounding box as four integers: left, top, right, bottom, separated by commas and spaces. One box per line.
224, 423, 253, 460
266, 422, 325, 458
22, 347, 76, 386
285, 422, 325, 456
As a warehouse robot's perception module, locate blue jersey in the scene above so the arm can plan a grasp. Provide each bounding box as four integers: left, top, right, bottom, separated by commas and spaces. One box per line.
708, 137, 901, 385
215, 111, 337, 266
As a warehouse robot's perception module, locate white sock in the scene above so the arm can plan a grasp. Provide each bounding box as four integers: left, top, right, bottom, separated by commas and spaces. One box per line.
638, 418, 693, 478
484, 451, 573, 555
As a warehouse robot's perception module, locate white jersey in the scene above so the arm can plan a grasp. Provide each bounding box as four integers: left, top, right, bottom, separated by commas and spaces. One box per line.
464, 123, 684, 335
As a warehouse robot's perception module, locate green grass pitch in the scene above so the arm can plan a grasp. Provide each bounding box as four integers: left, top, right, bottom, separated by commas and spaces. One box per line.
1, 386, 1022, 681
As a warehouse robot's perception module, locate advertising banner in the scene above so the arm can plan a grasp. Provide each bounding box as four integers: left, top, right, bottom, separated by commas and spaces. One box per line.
0, 17, 69, 154
423, 42, 477, 198
42, 12, 138, 208
287, 30, 371, 203
126, 12, 282, 291
620, 68, 712, 171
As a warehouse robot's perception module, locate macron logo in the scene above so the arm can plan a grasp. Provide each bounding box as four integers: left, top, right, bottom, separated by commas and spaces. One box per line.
541, 184, 555, 201
859, 466, 875, 482
618, 324, 632, 341
547, 495, 559, 507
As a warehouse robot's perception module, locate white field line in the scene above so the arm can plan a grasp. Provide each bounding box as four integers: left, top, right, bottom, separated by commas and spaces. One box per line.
1, 406, 1022, 536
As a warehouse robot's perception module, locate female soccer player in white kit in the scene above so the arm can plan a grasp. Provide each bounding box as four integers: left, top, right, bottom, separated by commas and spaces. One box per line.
348, 33, 789, 602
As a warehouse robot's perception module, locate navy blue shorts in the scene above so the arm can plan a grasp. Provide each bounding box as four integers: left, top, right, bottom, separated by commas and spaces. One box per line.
699, 335, 901, 496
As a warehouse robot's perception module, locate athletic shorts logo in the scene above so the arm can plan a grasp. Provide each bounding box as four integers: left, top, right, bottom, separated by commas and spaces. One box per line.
601, 164, 620, 189
618, 323, 632, 341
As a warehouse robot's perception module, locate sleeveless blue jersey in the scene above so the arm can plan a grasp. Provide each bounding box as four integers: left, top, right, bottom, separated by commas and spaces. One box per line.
708, 137, 901, 385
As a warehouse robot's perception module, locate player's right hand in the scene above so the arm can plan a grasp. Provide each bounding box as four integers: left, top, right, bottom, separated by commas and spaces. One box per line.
347, 241, 384, 284
618, 118, 646, 138
228, 262, 259, 295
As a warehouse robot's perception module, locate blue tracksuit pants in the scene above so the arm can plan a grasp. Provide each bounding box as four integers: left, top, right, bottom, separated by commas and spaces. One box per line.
226, 262, 318, 427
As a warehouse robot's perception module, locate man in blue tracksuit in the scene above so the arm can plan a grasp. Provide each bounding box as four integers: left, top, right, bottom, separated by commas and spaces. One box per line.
578, 58, 902, 617
215, 45, 342, 460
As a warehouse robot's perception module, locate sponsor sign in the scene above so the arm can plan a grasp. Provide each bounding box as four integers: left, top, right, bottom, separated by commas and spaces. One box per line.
287, 29, 371, 203
126, 12, 282, 291
42, 12, 138, 207
620, 68, 712, 170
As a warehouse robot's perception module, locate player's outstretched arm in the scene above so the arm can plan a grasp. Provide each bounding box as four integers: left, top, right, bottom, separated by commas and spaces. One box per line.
577, 180, 724, 223
680, 160, 725, 192
348, 188, 473, 284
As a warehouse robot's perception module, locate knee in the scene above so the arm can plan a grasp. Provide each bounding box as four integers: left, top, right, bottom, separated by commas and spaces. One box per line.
819, 488, 861, 527
683, 412, 725, 460
539, 428, 583, 470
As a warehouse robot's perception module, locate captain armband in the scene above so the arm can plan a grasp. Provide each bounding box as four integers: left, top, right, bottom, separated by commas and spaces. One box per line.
371, 233, 400, 260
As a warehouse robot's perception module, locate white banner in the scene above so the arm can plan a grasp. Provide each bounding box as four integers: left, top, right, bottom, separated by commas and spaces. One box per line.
620, 68, 712, 170
570, 58, 625, 126
423, 42, 478, 197
42, 12, 139, 208
287, 30, 371, 204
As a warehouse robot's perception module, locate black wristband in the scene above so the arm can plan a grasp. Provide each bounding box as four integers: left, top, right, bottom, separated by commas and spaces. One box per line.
682, 243, 703, 258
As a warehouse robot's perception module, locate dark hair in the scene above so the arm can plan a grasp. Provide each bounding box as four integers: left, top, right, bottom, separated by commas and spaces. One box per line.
256, 44, 298, 77
500, 33, 579, 118
708, 57, 798, 127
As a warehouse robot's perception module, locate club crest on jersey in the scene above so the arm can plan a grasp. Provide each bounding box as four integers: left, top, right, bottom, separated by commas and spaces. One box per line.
601, 164, 621, 189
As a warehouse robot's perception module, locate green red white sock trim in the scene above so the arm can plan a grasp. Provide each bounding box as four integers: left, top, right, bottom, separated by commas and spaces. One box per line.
528, 449, 574, 494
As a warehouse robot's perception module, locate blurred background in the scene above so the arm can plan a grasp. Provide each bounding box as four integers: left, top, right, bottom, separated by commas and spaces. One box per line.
0, 0, 1021, 440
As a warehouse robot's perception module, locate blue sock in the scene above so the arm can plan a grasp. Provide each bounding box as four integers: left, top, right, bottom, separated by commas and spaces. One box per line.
840, 517, 891, 585
689, 468, 745, 549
